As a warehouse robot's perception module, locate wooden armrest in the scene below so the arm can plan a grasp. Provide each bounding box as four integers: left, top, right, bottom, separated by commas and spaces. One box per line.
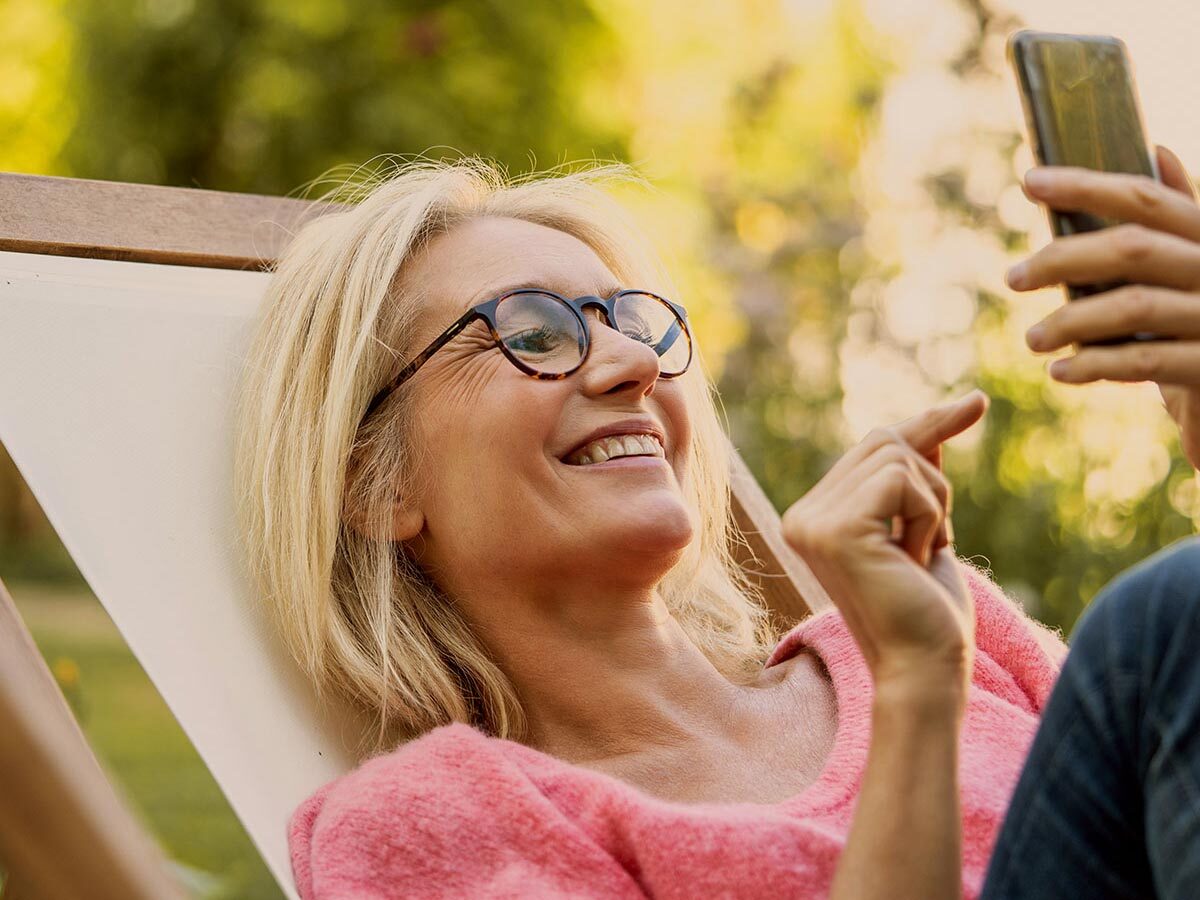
728, 441, 830, 623
0, 171, 328, 271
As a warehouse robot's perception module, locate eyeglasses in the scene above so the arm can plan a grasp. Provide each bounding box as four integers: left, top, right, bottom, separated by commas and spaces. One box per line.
364, 288, 693, 417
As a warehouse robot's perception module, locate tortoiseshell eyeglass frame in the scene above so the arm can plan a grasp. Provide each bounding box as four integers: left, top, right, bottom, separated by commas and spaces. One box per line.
362, 288, 693, 419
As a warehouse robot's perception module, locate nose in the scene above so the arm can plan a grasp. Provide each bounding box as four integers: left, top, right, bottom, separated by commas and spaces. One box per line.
577, 302, 661, 398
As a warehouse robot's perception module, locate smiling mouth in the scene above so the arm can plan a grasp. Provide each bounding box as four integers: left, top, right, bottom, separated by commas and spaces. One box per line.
562, 433, 666, 466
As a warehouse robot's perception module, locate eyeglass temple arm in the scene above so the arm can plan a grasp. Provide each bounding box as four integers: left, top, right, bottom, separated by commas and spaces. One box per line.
651, 317, 684, 356
364, 310, 484, 416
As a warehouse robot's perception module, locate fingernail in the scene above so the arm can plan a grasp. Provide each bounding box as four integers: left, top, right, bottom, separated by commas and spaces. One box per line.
1049, 358, 1070, 379
1007, 262, 1029, 290
1025, 168, 1052, 192
1026, 324, 1046, 350
945, 517, 955, 545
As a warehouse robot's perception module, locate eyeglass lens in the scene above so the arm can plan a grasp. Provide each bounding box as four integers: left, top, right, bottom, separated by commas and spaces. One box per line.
494, 292, 690, 376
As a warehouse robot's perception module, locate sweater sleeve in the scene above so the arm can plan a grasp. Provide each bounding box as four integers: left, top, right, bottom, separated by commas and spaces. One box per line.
959, 558, 1066, 714
288, 724, 644, 900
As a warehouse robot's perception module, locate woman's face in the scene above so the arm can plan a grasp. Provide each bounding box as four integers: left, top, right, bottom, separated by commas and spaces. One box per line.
392, 216, 697, 602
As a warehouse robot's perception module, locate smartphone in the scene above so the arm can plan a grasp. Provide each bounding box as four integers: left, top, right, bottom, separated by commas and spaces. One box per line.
1008, 30, 1160, 341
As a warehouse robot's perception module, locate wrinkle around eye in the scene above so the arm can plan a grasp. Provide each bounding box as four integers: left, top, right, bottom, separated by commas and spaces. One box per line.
419, 349, 503, 412
405, 321, 502, 407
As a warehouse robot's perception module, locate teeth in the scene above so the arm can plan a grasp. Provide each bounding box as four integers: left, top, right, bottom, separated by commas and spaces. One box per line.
566, 433, 665, 466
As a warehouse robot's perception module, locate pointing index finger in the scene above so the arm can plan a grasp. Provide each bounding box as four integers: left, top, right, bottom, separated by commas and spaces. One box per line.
892, 390, 989, 456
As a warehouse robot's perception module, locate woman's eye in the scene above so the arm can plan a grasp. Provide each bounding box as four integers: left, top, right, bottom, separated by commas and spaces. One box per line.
506, 327, 558, 354
620, 311, 656, 344
622, 321, 656, 344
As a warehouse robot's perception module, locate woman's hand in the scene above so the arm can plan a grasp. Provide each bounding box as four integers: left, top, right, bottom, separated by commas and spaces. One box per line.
791, 394, 988, 900
1007, 145, 1200, 469
781, 391, 988, 701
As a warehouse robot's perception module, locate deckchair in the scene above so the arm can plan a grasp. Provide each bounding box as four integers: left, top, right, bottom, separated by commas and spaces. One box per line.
0, 171, 830, 899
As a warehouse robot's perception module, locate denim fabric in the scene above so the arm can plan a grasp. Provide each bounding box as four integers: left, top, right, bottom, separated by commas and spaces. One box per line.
981, 536, 1200, 899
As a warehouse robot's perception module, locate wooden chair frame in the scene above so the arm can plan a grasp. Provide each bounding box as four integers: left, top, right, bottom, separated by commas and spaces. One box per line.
0, 170, 828, 899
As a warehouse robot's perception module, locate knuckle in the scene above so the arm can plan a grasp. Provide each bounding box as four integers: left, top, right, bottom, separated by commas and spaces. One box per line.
786, 525, 812, 554
908, 469, 935, 500
783, 507, 840, 557
900, 443, 941, 484
932, 470, 951, 502
881, 459, 911, 486
792, 518, 839, 559
782, 514, 812, 552
923, 478, 944, 507
910, 460, 932, 484
781, 504, 808, 539
1118, 286, 1154, 330
863, 426, 893, 449
878, 425, 903, 443
1131, 175, 1166, 211
1130, 344, 1161, 381
924, 485, 944, 511
1114, 224, 1153, 262
811, 526, 847, 558
876, 443, 906, 466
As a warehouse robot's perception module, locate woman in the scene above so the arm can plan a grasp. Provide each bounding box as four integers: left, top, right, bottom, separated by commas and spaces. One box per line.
234, 149, 1200, 898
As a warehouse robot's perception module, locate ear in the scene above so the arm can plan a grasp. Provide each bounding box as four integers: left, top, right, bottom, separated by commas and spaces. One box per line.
342, 457, 427, 542
343, 496, 425, 542
387, 502, 425, 542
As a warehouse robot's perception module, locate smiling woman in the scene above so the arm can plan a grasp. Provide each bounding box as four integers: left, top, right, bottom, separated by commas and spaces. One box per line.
237, 155, 1200, 900
233, 158, 775, 748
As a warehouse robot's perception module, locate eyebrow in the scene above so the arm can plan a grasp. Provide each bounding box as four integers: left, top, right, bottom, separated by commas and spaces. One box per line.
466, 280, 625, 309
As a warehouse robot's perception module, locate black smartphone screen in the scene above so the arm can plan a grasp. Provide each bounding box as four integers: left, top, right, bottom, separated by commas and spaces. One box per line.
1009, 30, 1160, 308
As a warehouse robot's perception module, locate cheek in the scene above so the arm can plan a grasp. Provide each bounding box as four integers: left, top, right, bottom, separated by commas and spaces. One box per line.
413, 372, 565, 524
661, 382, 694, 478
661, 386, 702, 539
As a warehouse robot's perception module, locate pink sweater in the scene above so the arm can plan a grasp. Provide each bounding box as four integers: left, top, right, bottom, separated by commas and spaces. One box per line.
290, 563, 1064, 899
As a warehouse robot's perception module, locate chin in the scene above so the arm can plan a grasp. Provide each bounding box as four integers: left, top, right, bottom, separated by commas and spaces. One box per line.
601, 491, 696, 554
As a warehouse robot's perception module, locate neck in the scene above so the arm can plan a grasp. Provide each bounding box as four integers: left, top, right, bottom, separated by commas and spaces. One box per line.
458, 577, 773, 764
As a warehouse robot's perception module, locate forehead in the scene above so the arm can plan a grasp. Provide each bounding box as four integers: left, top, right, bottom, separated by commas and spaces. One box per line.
400, 217, 621, 323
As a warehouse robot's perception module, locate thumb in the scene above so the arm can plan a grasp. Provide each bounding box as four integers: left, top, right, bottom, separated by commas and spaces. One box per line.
1157, 145, 1198, 202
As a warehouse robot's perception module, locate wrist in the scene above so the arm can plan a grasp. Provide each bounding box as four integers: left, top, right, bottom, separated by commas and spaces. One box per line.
872, 643, 971, 692
872, 666, 969, 720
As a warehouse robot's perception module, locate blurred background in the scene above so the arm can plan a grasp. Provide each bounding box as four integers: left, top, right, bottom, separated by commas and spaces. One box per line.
2, 0, 1198, 895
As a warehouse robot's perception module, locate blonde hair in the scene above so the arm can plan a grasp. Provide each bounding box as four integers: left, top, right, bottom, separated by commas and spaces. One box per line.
234, 156, 779, 748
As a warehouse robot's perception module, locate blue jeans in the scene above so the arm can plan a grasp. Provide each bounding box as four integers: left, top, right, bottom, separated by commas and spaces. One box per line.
981, 536, 1200, 899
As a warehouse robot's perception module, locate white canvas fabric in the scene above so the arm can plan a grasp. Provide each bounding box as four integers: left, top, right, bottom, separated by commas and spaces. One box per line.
0, 249, 369, 899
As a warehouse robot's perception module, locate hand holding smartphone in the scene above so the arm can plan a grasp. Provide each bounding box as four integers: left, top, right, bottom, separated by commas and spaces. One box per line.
1006, 31, 1200, 469
1008, 30, 1160, 342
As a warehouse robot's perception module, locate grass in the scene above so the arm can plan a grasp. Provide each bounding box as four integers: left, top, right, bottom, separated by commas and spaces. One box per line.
7, 579, 285, 900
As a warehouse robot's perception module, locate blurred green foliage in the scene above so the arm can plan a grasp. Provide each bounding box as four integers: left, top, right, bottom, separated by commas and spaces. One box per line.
2, 0, 1196, 626
59, 0, 626, 192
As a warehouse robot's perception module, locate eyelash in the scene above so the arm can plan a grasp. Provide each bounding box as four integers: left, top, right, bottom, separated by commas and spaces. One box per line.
506, 327, 557, 353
